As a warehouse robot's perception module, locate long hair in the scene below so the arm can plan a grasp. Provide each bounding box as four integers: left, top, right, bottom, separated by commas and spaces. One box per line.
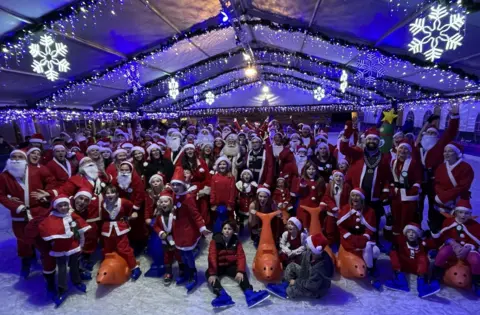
301, 160, 326, 196
200, 146, 214, 170
181, 151, 198, 171
254, 193, 274, 213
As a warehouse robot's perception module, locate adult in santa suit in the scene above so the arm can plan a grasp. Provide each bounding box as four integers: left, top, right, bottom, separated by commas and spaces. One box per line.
311, 142, 337, 183
144, 143, 174, 185
0, 149, 56, 278
289, 133, 302, 153
415, 104, 459, 230
86, 144, 104, 172
165, 129, 184, 165
388, 140, 422, 240
333, 121, 358, 166
195, 128, 214, 148
25, 147, 58, 195
340, 126, 391, 238
300, 125, 315, 153
213, 137, 225, 161
266, 131, 285, 178
29, 133, 53, 165
46, 144, 75, 185
433, 142, 474, 232
337, 188, 381, 289
431, 199, 480, 296
277, 147, 299, 190
384, 131, 405, 163
105, 148, 129, 179
238, 134, 274, 189
294, 144, 308, 176
219, 133, 244, 180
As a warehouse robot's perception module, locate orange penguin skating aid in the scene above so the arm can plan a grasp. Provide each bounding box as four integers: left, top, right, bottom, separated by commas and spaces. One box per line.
96, 252, 131, 285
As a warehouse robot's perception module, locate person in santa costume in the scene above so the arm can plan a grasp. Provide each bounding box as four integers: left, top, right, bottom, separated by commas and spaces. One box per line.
210, 156, 236, 232
38, 195, 91, 306
213, 137, 225, 160
337, 158, 349, 175
144, 143, 174, 186
311, 142, 337, 182
200, 142, 215, 171
29, 133, 53, 165
278, 147, 299, 190
101, 185, 142, 280
86, 144, 104, 171
169, 168, 211, 292
279, 217, 307, 268
0, 149, 57, 278
333, 124, 358, 166
165, 129, 184, 164
100, 147, 113, 172
384, 131, 405, 163
388, 140, 422, 240
25, 147, 58, 194
119, 141, 134, 156
337, 188, 381, 289
321, 170, 351, 245
289, 133, 302, 152
152, 189, 185, 285
273, 173, 293, 222
130, 146, 147, 181
433, 142, 474, 232
300, 124, 315, 153
144, 174, 166, 225
220, 133, 243, 180
195, 128, 214, 148
235, 169, 258, 231
267, 233, 334, 300
105, 148, 128, 178
238, 134, 274, 188
207, 219, 270, 309
293, 144, 308, 176
415, 104, 460, 231
431, 199, 480, 296
46, 144, 75, 185
385, 222, 440, 298
340, 126, 391, 240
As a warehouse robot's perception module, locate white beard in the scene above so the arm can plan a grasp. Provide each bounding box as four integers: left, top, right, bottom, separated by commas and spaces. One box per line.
82, 165, 99, 180
295, 155, 307, 174
167, 137, 181, 152
222, 144, 239, 158
421, 135, 437, 151
272, 144, 283, 157
6, 159, 27, 179
118, 174, 132, 190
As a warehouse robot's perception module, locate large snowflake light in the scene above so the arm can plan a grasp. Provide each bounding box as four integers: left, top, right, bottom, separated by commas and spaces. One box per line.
168, 78, 179, 99
313, 87, 325, 101
355, 53, 386, 84
340, 70, 348, 93
29, 35, 70, 81
408, 5, 466, 62
205, 91, 215, 105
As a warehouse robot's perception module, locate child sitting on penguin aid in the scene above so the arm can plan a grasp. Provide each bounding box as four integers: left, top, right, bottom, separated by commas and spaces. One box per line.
206, 219, 270, 308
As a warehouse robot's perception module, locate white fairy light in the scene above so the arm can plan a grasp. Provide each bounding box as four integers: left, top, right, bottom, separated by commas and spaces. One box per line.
313, 86, 325, 101
168, 78, 179, 99
205, 91, 215, 105
340, 70, 348, 93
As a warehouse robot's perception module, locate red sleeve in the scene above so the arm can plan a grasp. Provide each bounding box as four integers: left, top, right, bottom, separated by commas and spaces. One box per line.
228, 176, 236, 208
236, 241, 247, 273
41, 167, 58, 196
153, 216, 164, 236
246, 121, 255, 130
207, 239, 218, 276
0, 175, 24, 214
72, 212, 91, 232
131, 174, 146, 211
339, 139, 363, 162
389, 248, 402, 272
262, 151, 274, 188
144, 194, 154, 219
123, 199, 134, 216
233, 119, 242, 132
210, 174, 217, 206
438, 117, 459, 149
435, 164, 474, 204
57, 178, 77, 197
186, 196, 205, 230
336, 206, 351, 239
407, 160, 422, 196
321, 185, 336, 210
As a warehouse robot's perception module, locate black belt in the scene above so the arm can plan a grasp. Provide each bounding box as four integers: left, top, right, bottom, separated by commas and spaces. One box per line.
348, 227, 366, 235
393, 182, 408, 189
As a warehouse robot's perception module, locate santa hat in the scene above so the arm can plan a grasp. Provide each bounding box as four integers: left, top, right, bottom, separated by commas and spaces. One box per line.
119, 161, 133, 171
159, 189, 174, 202
51, 137, 64, 144
225, 133, 238, 142
96, 137, 111, 147
167, 128, 179, 136
445, 141, 464, 158
453, 199, 472, 213
425, 127, 439, 135
302, 124, 311, 131
79, 157, 93, 166
152, 133, 162, 140
214, 156, 231, 170
112, 148, 127, 159
350, 187, 365, 199
100, 147, 112, 153
157, 138, 167, 148
183, 143, 195, 151
277, 171, 287, 181
149, 173, 165, 185
290, 133, 300, 140
222, 126, 232, 140
87, 144, 100, 152
53, 194, 70, 208
316, 142, 329, 151
332, 169, 345, 178
256, 185, 271, 196
10, 149, 27, 159
315, 130, 328, 143
120, 142, 134, 150
240, 169, 253, 179
287, 217, 302, 231
26, 147, 41, 156
403, 222, 423, 237
187, 125, 196, 132
170, 167, 187, 186
53, 144, 67, 151
397, 140, 412, 151
74, 187, 93, 200
338, 158, 349, 166
131, 146, 145, 155
115, 127, 129, 136
306, 233, 328, 255
214, 137, 225, 144
146, 143, 161, 156
365, 128, 380, 140
393, 131, 405, 138
200, 142, 213, 149
29, 133, 46, 144
296, 144, 307, 153
238, 131, 247, 138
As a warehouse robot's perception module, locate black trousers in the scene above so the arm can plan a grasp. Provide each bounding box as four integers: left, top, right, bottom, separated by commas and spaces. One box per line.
368, 200, 384, 241
206, 265, 252, 295
57, 253, 81, 292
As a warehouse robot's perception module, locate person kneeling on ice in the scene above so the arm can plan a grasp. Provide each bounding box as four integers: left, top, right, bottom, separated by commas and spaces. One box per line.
207, 220, 270, 308
267, 233, 334, 300
101, 185, 142, 281
385, 223, 440, 298
38, 195, 91, 307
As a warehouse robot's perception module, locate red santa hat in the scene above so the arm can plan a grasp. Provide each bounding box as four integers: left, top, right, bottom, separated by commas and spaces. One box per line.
277, 171, 287, 181
183, 143, 196, 151
51, 137, 64, 144
240, 169, 253, 179
200, 142, 213, 149
214, 156, 231, 170
97, 137, 111, 147
268, 119, 278, 129
53, 194, 71, 208
112, 148, 127, 159
315, 142, 329, 153
225, 133, 238, 142
79, 157, 93, 166
87, 144, 100, 152
74, 187, 93, 200
119, 161, 133, 171
296, 144, 307, 153
222, 126, 233, 140
315, 130, 328, 143
425, 127, 439, 135
250, 133, 262, 142
149, 173, 165, 185
26, 147, 41, 156
393, 131, 405, 138
445, 141, 464, 158
306, 233, 328, 255
10, 149, 27, 159
146, 143, 161, 156
53, 144, 67, 151
120, 142, 134, 150
131, 146, 145, 155
350, 187, 365, 199
290, 133, 300, 140
365, 127, 380, 140
454, 199, 472, 213
100, 147, 112, 153
157, 138, 167, 148
256, 185, 271, 196
29, 133, 46, 144
403, 222, 423, 237
170, 167, 187, 187
187, 124, 197, 132
159, 189, 173, 202
338, 158, 349, 166
397, 140, 412, 151
332, 169, 345, 178
115, 127, 129, 138
287, 217, 302, 231
302, 124, 312, 131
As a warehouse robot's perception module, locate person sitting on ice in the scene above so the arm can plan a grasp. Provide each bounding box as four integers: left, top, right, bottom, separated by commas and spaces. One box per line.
207, 220, 270, 308
279, 217, 307, 268
152, 189, 185, 286
267, 233, 334, 300
38, 195, 91, 306
431, 199, 480, 296
385, 222, 440, 298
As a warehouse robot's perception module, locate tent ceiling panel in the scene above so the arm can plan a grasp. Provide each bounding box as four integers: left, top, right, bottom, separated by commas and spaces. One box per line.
0, 71, 59, 102
0, 0, 76, 19
251, 0, 317, 24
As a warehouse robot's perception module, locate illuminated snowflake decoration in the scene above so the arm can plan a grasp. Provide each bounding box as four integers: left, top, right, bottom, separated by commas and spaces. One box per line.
408, 5, 466, 62
168, 78, 179, 99
340, 70, 348, 93
205, 91, 215, 105
126, 63, 142, 93
313, 87, 325, 101
29, 35, 70, 81
355, 53, 386, 84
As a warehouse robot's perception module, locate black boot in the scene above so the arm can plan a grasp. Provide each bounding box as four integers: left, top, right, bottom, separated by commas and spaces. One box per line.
431, 265, 445, 282
367, 267, 382, 291
81, 253, 94, 271
44, 272, 57, 299
20, 257, 32, 279
472, 274, 480, 297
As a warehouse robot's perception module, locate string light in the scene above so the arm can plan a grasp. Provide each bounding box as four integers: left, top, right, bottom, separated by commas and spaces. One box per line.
168, 78, 179, 99
245, 66, 258, 78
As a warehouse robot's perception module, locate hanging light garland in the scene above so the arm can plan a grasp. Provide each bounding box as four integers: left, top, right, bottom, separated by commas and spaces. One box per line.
313, 86, 326, 101
168, 78, 179, 99
205, 91, 215, 105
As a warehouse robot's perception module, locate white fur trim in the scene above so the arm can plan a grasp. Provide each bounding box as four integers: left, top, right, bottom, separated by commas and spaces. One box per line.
350, 189, 365, 199
403, 224, 422, 236
306, 236, 323, 255
87, 145, 100, 152
53, 197, 70, 208
256, 187, 271, 196
131, 146, 145, 155
445, 143, 462, 157
287, 217, 302, 231
74, 191, 92, 200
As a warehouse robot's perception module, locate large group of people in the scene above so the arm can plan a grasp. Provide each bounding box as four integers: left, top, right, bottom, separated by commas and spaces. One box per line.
0, 103, 479, 309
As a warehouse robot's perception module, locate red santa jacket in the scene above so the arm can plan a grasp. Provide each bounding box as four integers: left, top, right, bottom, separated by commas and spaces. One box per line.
101, 198, 134, 237
434, 159, 474, 212
191, 158, 212, 196
236, 181, 257, 215
337, 205, 377, 251
278, 148, 299, 188
210, 173, 236, 208
112, 172, 145, 211
41, 149, 54, 165
144, 189, 161, 220
39, 210, 91, 257
172, 192, 206, 250
46, 158, 74, 185
390, 235, 428, 275
70, 195, 101, 223
433, 218, 480, 251
105, 162, 117, 179
246, 147, 274, 188
296, 178, 325, 207
272, 188, 293, 211
207, 233, 246, 276
153, 213, 175, 245
390, 157, 422, 202
321, 182, 351, 216
0, 166, 57, 222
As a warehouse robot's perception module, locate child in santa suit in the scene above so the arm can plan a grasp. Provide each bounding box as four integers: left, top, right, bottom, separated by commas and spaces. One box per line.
279, 217, 307, 268
39, 195, 91, 306
235, 169, 258, 230
101, 185, 142, 280
144, 174, 166, 225
249, 186, 283, 247
337, 188, 381, 289
321, 170, 351, 245
272, 173, 293, 224
385, 223, 440, 298
170, 168, 211, 292
431, 199, 480, 296
153, 189, 186, 286
210, 156, 237, 233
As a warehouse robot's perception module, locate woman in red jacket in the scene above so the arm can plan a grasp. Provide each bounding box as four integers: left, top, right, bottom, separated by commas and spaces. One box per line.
210, 156, 236, 233
206, 220, 269, 308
